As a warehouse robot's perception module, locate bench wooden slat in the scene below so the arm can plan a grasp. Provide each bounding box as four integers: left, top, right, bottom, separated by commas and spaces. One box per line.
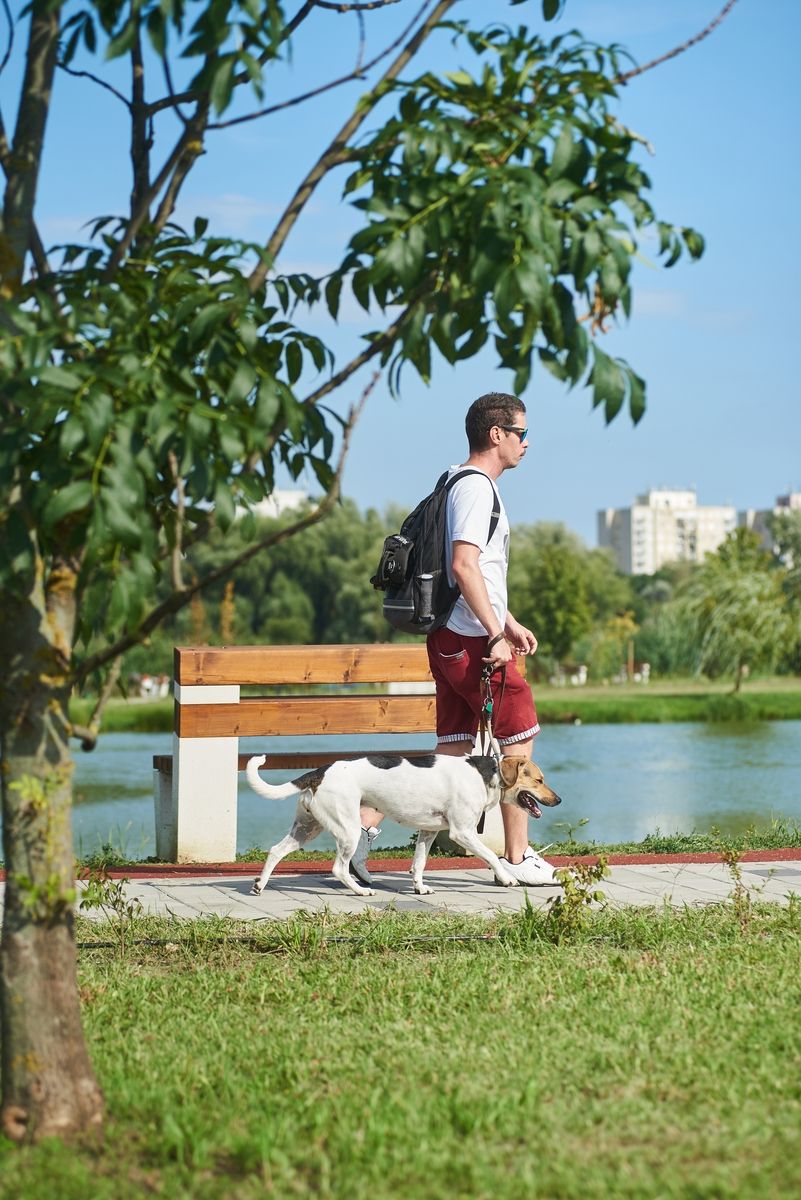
153, 749, 435, 774
175, 694, 436, 738
174, 644, 433, 686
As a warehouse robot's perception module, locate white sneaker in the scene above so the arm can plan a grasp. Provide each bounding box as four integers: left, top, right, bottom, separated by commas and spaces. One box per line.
496, 846, 558, 886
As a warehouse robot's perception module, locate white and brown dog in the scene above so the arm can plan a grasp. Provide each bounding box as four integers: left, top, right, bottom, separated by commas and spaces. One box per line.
246, 752, 561, 897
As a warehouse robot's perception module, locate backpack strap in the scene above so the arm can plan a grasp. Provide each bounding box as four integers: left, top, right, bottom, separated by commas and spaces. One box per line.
437, 468, 501, 545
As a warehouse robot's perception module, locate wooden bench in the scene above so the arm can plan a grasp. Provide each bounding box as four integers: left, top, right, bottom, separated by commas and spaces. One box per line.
153, 643, 484, 863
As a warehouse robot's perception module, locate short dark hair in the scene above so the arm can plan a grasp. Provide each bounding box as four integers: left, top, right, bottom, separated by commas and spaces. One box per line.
465, 392, 526, 452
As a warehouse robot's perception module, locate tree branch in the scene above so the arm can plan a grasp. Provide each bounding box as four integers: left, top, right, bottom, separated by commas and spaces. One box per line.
69, 656, 123, 751
56, 60, 131, 109
0, 0, 14, 77
314, 1, 403, 10
167, 449, 186, 592
146, 0, 318, 118
102, 110, 206, 279
207, 14, 410, 133
150, 106, 209, 235
248, 0, 454, 294
1, 0, 60, 289
0, 108, 50, 277
614, 0, 740, 85
129, 17, 152, 230
74, 383, 373, 683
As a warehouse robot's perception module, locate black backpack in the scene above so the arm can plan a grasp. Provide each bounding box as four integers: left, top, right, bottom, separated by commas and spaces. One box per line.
370, 469, 501, 635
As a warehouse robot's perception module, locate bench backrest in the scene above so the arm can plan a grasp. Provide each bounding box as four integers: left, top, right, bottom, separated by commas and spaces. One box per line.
173, 643, 436, 738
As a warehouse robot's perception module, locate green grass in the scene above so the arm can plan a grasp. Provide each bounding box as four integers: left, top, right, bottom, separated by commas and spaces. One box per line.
70, 678, 801, 733
2, 901, 801, 1198
232, 818, 801, 864
538, 688, 801, 724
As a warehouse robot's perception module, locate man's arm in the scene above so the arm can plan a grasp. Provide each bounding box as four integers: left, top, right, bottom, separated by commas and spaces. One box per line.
451, 541, 515, 664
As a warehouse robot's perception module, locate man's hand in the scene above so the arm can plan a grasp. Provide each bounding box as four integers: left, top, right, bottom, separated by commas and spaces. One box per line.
484, 634, 515, 666
504, 614, 538, 655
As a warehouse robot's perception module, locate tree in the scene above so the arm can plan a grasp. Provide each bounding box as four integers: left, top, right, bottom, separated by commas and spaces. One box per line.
676, 530, 794, 692
508, 523, 593, 665
768, 509, 801, 672
0, 0, 729, 1140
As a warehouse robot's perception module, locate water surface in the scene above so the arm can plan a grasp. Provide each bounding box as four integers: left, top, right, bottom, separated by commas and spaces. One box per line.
50, 721, 801, 859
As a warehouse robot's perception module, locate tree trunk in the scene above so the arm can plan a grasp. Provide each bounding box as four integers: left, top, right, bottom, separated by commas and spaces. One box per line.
0, 561, 104, 1143
732, 660, 745, 694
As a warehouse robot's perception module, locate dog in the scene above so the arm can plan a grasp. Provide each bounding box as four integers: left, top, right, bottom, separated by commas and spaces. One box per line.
245, 752, 561, 897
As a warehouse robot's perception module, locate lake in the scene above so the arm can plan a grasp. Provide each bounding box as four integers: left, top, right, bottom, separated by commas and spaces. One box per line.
37, 720, 801, 859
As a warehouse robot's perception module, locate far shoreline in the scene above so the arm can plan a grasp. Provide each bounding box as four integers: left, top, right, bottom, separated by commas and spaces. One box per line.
70, 679, 801, 732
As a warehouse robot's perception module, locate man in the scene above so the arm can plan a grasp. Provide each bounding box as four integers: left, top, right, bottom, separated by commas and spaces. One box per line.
351, 392, 557, 887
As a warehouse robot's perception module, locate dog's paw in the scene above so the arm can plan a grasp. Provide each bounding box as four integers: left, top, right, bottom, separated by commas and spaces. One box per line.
496, 873, 519, 888
250, 879, 264, 896
414, 882, 434, 895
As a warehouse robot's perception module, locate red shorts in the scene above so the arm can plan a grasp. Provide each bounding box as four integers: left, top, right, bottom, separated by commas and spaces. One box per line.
426, 627, 540, 747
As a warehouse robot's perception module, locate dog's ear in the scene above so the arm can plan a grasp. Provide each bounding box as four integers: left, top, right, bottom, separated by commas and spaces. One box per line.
500, 757, 522, 787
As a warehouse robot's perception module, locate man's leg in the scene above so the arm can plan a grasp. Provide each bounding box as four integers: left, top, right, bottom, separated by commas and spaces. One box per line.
351, 804, 383, 885
498, 738, 533, 863
438, 738, 531, 863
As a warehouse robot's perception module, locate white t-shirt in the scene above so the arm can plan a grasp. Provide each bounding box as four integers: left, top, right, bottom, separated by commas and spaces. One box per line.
444, 466, 510, 637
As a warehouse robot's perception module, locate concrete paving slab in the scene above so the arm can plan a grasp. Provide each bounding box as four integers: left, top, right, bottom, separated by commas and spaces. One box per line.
4, 856, 801, 923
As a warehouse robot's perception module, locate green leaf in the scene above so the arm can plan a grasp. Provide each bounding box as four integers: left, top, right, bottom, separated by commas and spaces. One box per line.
628, 367, 646, 424
103, 493, 142, 546
42, 481, 92, 527
551, 125, 575, 180
682, 227, 705, 259
285, 341, 302, 385
352, 270, 372, 313
211, 57, 236, 115
105, 17, 136, 61
446, 70, 474, 87
146, 8, 167, 57
227, 361, 257, 404
58, 415, 85, 455
188, 302, 230, 345
256, 378, 281, 427
38, 365, 81, 391
325, 274, 342, 320
590, 347, 626, 422
214, 479, 236, 531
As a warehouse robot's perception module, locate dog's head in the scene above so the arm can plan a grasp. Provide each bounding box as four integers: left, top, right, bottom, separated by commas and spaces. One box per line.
499, 757, 561, 819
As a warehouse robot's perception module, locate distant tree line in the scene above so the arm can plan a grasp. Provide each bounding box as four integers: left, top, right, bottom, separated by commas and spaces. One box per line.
121, 503, 801, 692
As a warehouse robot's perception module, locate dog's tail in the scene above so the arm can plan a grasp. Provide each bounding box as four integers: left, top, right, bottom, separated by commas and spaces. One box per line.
245, 755, 299, 801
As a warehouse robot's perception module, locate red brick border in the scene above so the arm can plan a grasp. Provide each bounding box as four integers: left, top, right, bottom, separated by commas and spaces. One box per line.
0, 846, 785, 882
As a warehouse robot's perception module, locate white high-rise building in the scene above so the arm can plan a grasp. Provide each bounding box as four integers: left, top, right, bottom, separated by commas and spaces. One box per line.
598, 489, 737, 575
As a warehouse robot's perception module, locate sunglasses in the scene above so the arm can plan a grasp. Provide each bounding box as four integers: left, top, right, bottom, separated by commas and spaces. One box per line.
498, 424, 528, 442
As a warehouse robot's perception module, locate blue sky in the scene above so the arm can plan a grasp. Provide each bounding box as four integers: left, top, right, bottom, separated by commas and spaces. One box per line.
5, 0, 800, 543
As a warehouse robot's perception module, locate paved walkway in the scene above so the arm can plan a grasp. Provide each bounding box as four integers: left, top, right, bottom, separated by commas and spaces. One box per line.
51, 855, 801, 921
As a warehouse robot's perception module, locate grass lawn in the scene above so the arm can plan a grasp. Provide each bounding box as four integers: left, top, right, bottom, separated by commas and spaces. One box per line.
2, 900, 800, 1199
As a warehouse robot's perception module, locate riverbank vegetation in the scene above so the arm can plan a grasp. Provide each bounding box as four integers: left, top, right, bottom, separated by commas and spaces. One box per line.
2, 900, 800, 1199
118, 504, 801, 697
69, 675, 801, 735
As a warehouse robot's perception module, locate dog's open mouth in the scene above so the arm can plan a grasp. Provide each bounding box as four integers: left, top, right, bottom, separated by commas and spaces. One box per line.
517, 790, 542, 818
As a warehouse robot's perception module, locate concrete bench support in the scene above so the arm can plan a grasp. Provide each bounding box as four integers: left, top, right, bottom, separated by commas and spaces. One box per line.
156, 682, 240, 862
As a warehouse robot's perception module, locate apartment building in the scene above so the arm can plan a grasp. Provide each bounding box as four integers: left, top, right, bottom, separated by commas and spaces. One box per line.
598, 489, 737, 575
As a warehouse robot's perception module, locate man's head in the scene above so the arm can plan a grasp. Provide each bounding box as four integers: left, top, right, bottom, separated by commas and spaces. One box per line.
465, 392, 528, 455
